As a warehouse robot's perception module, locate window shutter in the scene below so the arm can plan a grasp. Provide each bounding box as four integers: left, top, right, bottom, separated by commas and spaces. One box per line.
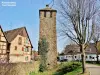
22, 47, 24, 51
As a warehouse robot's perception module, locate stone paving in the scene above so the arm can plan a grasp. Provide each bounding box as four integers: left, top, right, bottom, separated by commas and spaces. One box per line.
86, 64, 100, 75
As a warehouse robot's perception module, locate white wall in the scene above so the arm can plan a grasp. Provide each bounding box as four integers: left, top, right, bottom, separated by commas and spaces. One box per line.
59, 54, 100, 61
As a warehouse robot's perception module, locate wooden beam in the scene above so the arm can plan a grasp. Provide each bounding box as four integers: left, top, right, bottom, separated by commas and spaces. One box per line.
0, 53, 7, 55
0, 41, 7, 43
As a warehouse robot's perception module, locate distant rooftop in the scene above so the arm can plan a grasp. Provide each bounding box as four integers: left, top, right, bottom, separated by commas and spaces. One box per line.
61, 43, 99, 55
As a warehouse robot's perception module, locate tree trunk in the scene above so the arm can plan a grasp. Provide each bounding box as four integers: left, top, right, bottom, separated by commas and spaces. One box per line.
96, 52, 99, 64
96, 42, 99, 64
80, 44, 86, 73
96, 48, 99, 64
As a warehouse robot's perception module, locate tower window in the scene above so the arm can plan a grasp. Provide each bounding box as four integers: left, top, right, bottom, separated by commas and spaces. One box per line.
44, 11, 46, 17
0, 35, 1, 41
50, 12, 52, 17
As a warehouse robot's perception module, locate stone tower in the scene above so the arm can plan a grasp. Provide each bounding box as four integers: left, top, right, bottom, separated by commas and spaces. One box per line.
39, 5, 57, 69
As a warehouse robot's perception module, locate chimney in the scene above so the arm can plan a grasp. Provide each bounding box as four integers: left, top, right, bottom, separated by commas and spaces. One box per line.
46, 4, 49, 7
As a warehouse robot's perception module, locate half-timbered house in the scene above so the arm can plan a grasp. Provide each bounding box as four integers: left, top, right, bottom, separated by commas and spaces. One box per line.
4, 27, 33, 63
0, 26, 10, 63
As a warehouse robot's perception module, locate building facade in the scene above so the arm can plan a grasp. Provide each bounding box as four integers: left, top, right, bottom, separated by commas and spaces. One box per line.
0, 26, 33, 63
4, 27, 33, 63
59, 44, 100, 62
39, 5, 57, 69
0, 26, 10, 63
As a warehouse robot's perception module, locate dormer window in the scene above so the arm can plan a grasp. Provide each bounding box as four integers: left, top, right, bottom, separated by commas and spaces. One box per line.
18, 37, 22, 45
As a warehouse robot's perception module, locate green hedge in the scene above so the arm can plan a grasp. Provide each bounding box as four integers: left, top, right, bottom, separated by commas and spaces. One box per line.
54, 62, 81, 75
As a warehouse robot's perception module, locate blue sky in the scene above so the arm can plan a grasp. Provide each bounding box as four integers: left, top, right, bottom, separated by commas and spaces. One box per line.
0, 0, 69, 53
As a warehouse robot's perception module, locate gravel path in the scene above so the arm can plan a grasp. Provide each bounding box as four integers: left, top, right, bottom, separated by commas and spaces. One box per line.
86, 64, 100, 75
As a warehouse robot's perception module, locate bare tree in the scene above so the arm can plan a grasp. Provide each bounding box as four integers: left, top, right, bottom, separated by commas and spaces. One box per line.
56, 0, 100, 73
92, 16, 100, 63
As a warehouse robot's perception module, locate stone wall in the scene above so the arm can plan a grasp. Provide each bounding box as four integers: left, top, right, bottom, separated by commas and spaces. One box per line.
0, 62, 34, 75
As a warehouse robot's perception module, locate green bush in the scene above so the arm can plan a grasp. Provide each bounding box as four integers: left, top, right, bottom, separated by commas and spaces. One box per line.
39, 63, 47, 72
54, 62, 81, 75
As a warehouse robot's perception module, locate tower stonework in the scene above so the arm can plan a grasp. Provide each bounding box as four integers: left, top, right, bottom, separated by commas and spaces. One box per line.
39, 5, 57, 69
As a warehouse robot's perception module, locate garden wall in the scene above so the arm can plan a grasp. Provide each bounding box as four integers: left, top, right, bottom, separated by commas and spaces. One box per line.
0, 62, 34, 75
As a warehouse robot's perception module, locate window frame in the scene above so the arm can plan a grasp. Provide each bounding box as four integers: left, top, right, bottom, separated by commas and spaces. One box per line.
15, 46, 17, 50
25, 46, 29, 52
18, 37, 22, 45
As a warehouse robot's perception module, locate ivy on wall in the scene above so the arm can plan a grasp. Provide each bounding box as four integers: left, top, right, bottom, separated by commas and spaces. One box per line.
38, 38, 48, 72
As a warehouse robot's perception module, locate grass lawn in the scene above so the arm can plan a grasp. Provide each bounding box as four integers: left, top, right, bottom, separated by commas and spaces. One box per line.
29, 61, 89, 75
65, 67, 82, 75
60, 67, 89, 75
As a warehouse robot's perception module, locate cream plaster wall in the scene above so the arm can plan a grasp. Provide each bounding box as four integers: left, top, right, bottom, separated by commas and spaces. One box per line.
9, 35, 32, 63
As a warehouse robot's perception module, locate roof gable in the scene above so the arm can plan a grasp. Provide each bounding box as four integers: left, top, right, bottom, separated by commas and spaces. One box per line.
4, 27, 24, 42
22, 27, 33, 48
4, 27, 33, 48
0, 25, 8, 43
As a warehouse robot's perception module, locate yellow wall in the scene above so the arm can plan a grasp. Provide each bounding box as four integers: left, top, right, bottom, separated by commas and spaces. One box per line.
9, 35, 32, 63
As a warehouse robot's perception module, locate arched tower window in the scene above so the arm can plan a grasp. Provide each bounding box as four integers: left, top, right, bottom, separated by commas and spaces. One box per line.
0, 34, 1, 41
44, 11, 46, 17
0, 35, 1, 41
18, 37, 22, 45
50, 12, 52, 17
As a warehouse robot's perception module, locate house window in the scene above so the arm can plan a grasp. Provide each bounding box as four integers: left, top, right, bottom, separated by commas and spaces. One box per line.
44, 11, 46, 17
75, 56, 77, 58
15, 46, 17, 50
86, 56, 88, 59
22, 47, 24, 51
26, 38, 29, 44
25, 47, 29, 52
25, 56, 28, 61
92, 57, 94, 59
2, 45, 4, 49
89, 56, 92, 59
18, 37, 22, 45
